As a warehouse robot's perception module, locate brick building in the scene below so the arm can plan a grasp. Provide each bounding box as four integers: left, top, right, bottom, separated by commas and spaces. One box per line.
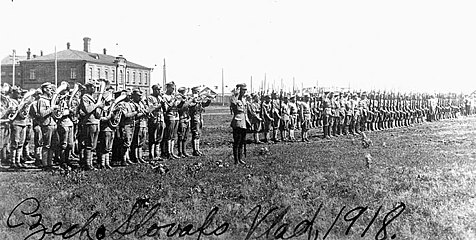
1, 52, 26, 87
19, 37, 152, 94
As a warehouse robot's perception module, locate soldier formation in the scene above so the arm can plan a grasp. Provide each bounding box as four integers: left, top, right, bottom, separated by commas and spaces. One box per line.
0, 80, 213, 170
230, 83, 476, 164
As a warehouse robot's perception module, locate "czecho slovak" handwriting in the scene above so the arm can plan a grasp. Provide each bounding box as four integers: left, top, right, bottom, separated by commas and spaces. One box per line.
7, 197, 405, 240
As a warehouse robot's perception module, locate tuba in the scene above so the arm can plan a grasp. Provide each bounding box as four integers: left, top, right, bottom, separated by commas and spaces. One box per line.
51, 81, 70, 119
107, 92, 127, 128
8, 88, 42, 121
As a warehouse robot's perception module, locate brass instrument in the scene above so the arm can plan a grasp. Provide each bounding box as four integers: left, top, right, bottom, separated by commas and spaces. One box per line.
107, 92, 127, 128
94, 78, 109, 118
51, 81, 70, 119
8, 88, 42, 121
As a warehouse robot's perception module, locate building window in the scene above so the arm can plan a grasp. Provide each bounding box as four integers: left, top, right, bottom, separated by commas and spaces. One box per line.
70, 67, 77, 79
138, 73, 142, 85
112, 69, 115, 83
1, 71, 5, 76
126, 71, 130, 84
97, 68, 101, 79
119, 70, 123, 84
105, 70, 108, 81
89, 67, 93, 80
144, 73, 148, 85
29, 69, 36, 80
132, 72, 136, 84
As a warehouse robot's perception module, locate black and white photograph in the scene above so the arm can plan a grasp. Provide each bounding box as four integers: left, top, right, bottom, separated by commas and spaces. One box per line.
1, 0, 475, 239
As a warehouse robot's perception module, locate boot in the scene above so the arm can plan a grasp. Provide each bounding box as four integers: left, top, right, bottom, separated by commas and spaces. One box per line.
154, 144, 162, 161
11, 149, 18, 168
99, 153, 106, 169
22, 147, 34, 163
160, 141, 168, 159
136, 148, 146, 163
176, 140, 183, 158
237, 145, 245, 164
332, 124, 337, 136
169, 140, 179, 159
41, 148, 49, 169
254, 133, 262, 144
84, 150, 96, 171
192, 139, 200, 156
181, 141, 190, 157
148, 143, 155, 160
263, 132, 270, 143
105, 153, 113, 169
233, 144, 238, 164
196, 139, 203, 155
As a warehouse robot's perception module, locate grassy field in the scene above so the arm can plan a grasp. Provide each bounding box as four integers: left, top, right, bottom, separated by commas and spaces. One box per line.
1, 107, 475, 240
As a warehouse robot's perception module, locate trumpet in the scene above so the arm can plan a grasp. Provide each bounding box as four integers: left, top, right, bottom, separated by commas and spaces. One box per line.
94, 78, 109, 118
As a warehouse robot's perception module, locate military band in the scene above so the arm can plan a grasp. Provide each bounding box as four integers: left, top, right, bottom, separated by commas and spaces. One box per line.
0, 79, 475, 169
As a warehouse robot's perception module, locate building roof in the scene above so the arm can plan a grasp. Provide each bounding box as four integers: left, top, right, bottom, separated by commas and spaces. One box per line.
20, 49, 151, 70
1, 55, 27, 65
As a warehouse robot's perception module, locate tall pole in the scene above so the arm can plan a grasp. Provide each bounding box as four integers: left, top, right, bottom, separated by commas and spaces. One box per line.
293, 77, 295, 93
12, 50, 16, 87
162, 58, 166, 87
264, 73, 267, 92
221, 68, 224, 106
54, 46, 58, 87
250, 75, 253, 93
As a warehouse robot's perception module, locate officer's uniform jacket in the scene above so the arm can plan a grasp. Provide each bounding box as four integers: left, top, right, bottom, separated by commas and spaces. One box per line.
147, 94, 164, 123
79, 93, 100, 125
230, 95, 250, 129
37, 95, 56, 126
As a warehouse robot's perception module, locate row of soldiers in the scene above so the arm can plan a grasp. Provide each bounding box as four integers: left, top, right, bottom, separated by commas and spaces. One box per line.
230, 84, 475, 164
0, 80, 212, 170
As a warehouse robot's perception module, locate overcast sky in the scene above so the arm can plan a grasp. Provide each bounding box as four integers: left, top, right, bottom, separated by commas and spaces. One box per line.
1, 0, 475, 93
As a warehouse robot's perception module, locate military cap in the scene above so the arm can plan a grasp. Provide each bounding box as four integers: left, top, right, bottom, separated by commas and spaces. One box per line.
303, 92, 310, 97
84, 81, 95, 88
177, 87, 187, 93
283, 95, 289, 99
236, 83, 247, 90
271, 92, 278, 99
114, 89, 127, 98
263, 94, 270, 99
165, 81, 176, 87
361, 91, 368, 96
41, 82, 53, 88
151, 84, 161, 90
290, 95, 295, 100
132, 88, 143, 96
191, 86, 201, 92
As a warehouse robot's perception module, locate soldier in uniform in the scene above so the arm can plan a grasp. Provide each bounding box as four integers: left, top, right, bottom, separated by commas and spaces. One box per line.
37, 82, 59, 169
130, 89, 148, 163
338, 92, 347, 135
300, 93, 312, 142
261, 94, 273, 143
279, 95, 290, 141
270, 92, 281, 142
116, 91, 137, 166
0, 85, 13, 165
147, 85, 165, 160
189, 86, 212, 156
97, 88, 117, 169
28, 91, 42, 166
162, 82, 184, 159
176, 87, 191, 158
78, 82, 103, 170
330, 92, 340, 136
9, 87, 25, 168
248, 94, 262, 144
230, 83, 249, 164
358, 92, 369, 132
343, 93, 353, 135
55, 89, 75, 170
288, 95, 298, 142
322, 92, 332, 139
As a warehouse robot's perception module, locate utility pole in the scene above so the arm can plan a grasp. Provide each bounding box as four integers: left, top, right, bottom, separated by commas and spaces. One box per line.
162, 58, 166, 87
12, 49, 16, 87
54, 46, 58, 87
250, 75, 253, 93
221, 68, 224, 106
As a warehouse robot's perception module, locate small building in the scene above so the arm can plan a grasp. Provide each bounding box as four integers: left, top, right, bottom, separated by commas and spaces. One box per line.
19, 37, 152, 94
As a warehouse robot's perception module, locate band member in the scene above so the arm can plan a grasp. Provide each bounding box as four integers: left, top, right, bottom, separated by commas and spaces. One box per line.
162, 82, 184, 159
177, 87, 191, 158
78, 82, 103, 170
98, 88, 116, 169
130, 89, 147, 163
28, 91, 43, 166
270, 92, 281, 142
22, 93, 35, 165
0, 85, 13, 165
55, 90, 74, 170
9, 87, 24, 168
37, 82, 59, 169
189, 86, 212, 156
147, 85, 165, 160
230, 83, 249, 164
359, 92, 369, 131
117, 91, 137, 166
